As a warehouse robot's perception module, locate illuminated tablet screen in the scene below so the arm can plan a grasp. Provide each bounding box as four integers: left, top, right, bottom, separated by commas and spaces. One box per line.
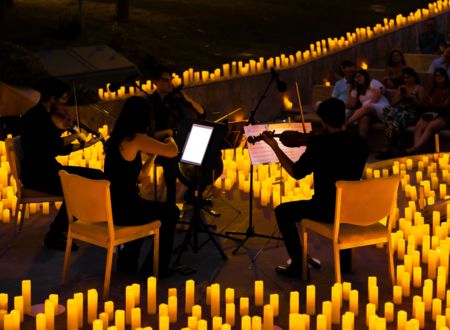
180, 123, 214, 166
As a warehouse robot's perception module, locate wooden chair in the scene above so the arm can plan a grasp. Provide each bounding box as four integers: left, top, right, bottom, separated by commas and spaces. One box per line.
59, 170, 161, 299
300, 175, 399, 283
5, 136, 63, 231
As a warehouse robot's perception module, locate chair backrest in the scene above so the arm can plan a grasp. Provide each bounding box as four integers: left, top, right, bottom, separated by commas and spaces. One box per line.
59, 170, 114, 233
5, 136, 23, 194
334, 175, 400, 228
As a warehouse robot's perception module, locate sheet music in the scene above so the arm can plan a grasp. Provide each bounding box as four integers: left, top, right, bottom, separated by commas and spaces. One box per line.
244, 122, 311, 165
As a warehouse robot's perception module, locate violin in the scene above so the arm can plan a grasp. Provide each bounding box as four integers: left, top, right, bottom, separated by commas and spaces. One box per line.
248, 130, 311, 148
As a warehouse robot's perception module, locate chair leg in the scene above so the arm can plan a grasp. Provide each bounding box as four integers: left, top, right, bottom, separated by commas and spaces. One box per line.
153, 229, 160, 277
103, 245, 114, 300
301, 227, 308, 281
387, 240, 395, 285
62, 231, 73, 284
333, 245, 341, 283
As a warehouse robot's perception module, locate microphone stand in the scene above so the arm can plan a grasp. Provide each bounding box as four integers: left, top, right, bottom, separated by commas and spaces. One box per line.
226, 71, 282, 255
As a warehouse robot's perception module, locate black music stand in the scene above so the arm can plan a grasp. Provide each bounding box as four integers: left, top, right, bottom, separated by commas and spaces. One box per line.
174, 120, 232, 266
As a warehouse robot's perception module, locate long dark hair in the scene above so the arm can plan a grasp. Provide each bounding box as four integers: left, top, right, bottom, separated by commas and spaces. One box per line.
432, 68, 450, 89
387, 49, 406, 67
356, 69, 371, 96
105, 96, 154, 152
402, 67, 421, 85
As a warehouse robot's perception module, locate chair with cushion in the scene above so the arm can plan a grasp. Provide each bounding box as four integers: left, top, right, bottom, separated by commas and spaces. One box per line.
5, 136, 64, 231
59, 170, 161, 299
300, 175, 399, 283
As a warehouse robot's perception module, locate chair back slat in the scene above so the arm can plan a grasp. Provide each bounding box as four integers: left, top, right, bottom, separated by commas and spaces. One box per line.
59, 170, 112, 225
336, 176, 399, 227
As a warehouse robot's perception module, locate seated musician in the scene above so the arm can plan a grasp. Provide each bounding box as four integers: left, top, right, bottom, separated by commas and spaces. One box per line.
148, 64, 210, 204
21, 77, 104, 251
104, 96, 179, 278
260, 98, 368, 277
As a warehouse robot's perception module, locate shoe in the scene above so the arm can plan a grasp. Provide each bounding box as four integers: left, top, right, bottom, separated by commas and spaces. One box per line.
275, 264, 302, 277
44, 233, 79, 251
307, 255, 321, 269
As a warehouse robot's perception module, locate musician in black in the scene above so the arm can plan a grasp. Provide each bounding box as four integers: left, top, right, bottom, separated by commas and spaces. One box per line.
261, 98, 368, 277
21, 77, 104, 251
148, 64, 207, 204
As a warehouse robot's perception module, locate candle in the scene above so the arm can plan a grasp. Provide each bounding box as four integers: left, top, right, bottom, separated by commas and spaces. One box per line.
198, 320, 207, 330
342, 282, 351, 301
225, 303, 235, 326
125, 286, 135, 325
115, 310, 125, 330
242, 315, 251, 330
429, 250, 438, 279
74, 292, 83, 327
368, 285, 378, 310
147, 277, 157, 315
433, 298, 442, 321
192, 305, 202, 321
159, 303, 168, 317
225, 288, 234, 305
269, 294, 279, 317
402, 272, 411, 297
397, 310, 407, 330
423, 279, 433, 312
21, 280, 31, 315
132, 284, 140, 306
252, 316, 262, 330
240, 297, 249, 316
211, 283, 220, 317
104, 301, 114, 321
131, 307, 141, 329
99, 312, 108, 328
14, 296, 24, 321
322, 301, 332, 330
87, 289, 98, 324
366, 303, 376, 326
263, 304, 273, 330
290, 291, 299, 314
45, 299, 55, 330
413, 267, 422, 288
415, 301, 425, 328
316, 314, 326, 330
67, 299, 78, 330
36, 313, 46, 330
188, 316, 198, 330
438, 275, 446, 300
0, 293, 7, 310
168, 296, 177, 323
159, 315, 169, 330
349, 290, 359, 315
306, 285, 315, 315
213, 316, 222, 330
331, 285, 341, 324
393, 285, 402, 305
384, 302, 394, 323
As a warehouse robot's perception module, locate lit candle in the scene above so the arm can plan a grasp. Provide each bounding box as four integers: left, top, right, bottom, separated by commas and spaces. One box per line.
211, 283, 220, 317
252, 316, 262, 330
415, 301, 425, 328
290, 291, 299, 314
131, 307, 141, 329
67, 299, 78, 330
159, 315, 169, 330
384, 302, 394, 323
115, 310, 125, 330
316, 314, 326, 330
242, 315, 251, 330
87, 289, 98, 324
198, 320, 207, 330
36, 313, 46, 330
74, 292, 83, 327
240, 297, 249, 316
104, 301, 114, 321
368, 285, 378, 310
168, 296, 177, 323
432, 298, 442, 321
331, 285, 341, 324
225, 303, 235, 326
254, 281, 264, 306
126, 285, 135, 325
192, 305, 202, 320
322, 301, 332, 330
423, 279, 433, 312
147, 277, 157, 315
21, 280, 31, 315
401, 272, 411, 297
397, 310, 407, 330
269, 294, 279, 317
429, 250, 438, 279
366, 303, 376, 326
45, 299, 55, 330
263, 304, 273, 330
48, 294, 58, 314
306, 285, 315, 315
437, 275, 446, 300
0, 293, 7, 311
393, 285, 402, 305
213, 316, 222, 330
14, 296, 24, 322
342, 282, 351, 301
349, 290, 359, 315
188, 316, 198, 330
225, 288, 234, 305
413, 267, 422, 288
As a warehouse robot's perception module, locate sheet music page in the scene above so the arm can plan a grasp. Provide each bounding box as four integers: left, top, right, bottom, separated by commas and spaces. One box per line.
244, 122, 311, 165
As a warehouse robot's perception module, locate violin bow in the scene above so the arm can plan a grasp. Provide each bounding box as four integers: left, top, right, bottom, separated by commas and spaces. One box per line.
72, 82, 81, 130
295, 82, 307, 133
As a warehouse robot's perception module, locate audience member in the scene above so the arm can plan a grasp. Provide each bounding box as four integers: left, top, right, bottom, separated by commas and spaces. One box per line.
346, 69, 390, 138
383, 49, 407, 90
380, 68, 425, 158
419, 17, 447, 54
428, 44, 450, 77
408, 68, 450, 153
331, 60, 356, 111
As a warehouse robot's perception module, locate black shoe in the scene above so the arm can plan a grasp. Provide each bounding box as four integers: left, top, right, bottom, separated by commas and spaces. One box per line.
275, 264, 302, 277
44, 233, 79, 251
307, 255, 321, 269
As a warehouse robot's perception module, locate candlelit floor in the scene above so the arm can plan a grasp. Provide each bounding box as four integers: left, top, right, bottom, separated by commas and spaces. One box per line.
0, 164, 432, 330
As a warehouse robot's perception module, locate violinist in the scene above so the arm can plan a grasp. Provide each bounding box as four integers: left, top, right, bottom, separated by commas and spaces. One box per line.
148, 64, 207, 204
260, 98, 368, 277
21, 77, 104, 251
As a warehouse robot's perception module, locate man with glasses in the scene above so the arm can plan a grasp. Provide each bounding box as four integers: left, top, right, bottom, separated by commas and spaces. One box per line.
21, 77, 103, 250
148, 64, 206, 204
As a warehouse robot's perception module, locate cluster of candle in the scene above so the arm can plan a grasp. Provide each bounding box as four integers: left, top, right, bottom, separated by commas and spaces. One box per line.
213, 147, 314, 207
94, 1, 449, 100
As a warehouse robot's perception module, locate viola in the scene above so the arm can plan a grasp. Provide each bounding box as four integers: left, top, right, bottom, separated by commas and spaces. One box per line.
248, 130, 311, 148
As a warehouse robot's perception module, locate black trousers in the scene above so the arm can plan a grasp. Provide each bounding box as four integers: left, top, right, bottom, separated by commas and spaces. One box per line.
22, 165, 104, 236
274, 200, 351, 269
156, 156, 177, 203
113, 198, 179, 273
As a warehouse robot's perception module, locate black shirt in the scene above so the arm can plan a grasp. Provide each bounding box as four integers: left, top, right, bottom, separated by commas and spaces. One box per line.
20, 103, 73, 189
292, 130, 368, 221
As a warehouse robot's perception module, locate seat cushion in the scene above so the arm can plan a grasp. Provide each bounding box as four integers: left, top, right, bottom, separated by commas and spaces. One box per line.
302, 219, 388, 245
70, 221, 160, 246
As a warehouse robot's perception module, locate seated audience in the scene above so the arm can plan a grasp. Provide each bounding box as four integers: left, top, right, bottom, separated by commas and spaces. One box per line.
428, 44, 450, 78
331, 60, 356, 112
380, 68, 425, 158
346, 69, 390, 138
104, 96, 180, 278
419, 17, 447, 54
383, 49, 407, 90
408, 68, 450, 153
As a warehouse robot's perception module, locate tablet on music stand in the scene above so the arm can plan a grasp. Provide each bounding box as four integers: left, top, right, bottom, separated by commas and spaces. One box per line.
180, 123, 214, 166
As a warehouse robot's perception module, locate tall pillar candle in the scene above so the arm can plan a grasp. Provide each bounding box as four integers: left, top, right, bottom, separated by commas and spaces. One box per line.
21, 280, 31, 315
252, 316, 262, 330
45, 299, 55, 330
290, 291, 299, 314
104, 301, 114, 321
73, 292, 83, 327
384, 302, 394, 323
225, 288, 234, 305
125, 286, 135, 325
254, 281, 264, 306
115, 310, 125, 330
168, 296, 177, 323
263, 305, 273, 330
349, 290, 359, 315
36, 313, 46, 330
269, 294, 279, 317
306, 285, 315, 315
240, 297, 249, 316
87, 289, 98, 324
131, 307, 141, 329
147, 277, 157, 315
322, 301, 332, 330
211, 284, 220, 317
331, 285, 341, 324
67, 299, 78, 330
225, 303, 235, 326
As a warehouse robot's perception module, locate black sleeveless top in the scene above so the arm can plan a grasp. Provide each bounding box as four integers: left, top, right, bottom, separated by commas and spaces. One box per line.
104, 143, 142, 210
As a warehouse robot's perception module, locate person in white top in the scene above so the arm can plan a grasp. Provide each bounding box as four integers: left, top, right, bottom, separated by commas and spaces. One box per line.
346, 69, 390, 138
